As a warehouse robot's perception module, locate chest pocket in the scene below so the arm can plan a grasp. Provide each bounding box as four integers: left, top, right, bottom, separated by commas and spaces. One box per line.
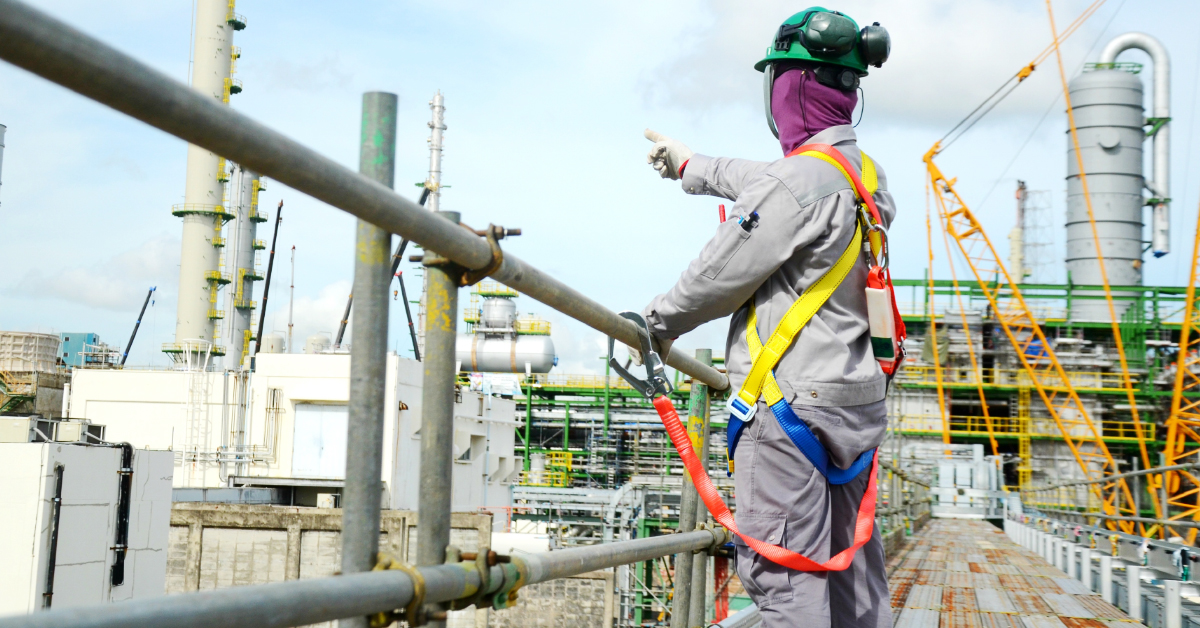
700, 226, 752, 280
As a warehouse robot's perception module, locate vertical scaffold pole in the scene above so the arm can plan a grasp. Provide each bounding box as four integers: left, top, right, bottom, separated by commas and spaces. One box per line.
688, 349, 713, 627
417, 209, 462, 628
340, 91, 396, 628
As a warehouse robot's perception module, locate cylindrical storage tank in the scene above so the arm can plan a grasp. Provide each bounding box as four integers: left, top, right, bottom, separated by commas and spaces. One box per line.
0, 331, 60, 373
260, 332, 285, 354
481, 297, 516, 329
305, 334, 331, 354
1066, 68, 1145, 322
455, 334, 556, 373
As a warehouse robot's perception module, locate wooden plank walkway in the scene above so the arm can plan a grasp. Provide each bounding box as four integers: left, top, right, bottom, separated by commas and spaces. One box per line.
887, 519, 1140, 628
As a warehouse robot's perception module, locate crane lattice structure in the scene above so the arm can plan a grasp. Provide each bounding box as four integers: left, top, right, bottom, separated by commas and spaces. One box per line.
924, 147, 1142, 534
1165, 207, 1200, 543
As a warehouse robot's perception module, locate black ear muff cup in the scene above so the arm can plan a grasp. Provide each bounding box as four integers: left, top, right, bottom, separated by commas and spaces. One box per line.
859, 23, 890, 68
813, 65, 860, 92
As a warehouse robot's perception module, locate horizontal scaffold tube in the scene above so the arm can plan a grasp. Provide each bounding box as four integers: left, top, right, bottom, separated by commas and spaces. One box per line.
0, 529, 729, 628
1026, 462, 1200, 491
0, 0, 728, 391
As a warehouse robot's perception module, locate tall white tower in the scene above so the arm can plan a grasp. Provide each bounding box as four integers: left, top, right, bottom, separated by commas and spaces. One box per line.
417, 92, 446, 355
223, 167, 265, 368
168, 0, 245, 362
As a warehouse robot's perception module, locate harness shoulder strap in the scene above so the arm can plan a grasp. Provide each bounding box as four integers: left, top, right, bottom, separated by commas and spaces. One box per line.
731, 147, 876, 413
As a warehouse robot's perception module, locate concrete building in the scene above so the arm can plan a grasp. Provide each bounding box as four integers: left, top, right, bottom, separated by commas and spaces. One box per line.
0, 442, 173, 614
66, 353, 519, 513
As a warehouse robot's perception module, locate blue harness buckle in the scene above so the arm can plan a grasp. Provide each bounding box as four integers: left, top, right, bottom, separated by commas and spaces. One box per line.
727, 396, 755, 423
726, 400, 874, 486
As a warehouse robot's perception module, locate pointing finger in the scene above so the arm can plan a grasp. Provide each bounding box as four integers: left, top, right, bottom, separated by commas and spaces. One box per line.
644, 128, 665, 142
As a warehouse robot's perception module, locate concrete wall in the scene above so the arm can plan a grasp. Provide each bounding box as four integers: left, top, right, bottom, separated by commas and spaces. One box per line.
67, 354, 517, 512
166, 504, 492, 627
0, 444, 173, 614
489, 571, 614, 628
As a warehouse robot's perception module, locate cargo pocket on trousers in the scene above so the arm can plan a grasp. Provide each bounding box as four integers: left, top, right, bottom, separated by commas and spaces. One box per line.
699, 227, 751, 280
734, 515, 793, 608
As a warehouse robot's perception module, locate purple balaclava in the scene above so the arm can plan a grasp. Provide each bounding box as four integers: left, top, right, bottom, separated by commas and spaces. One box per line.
770, 62, 858, 155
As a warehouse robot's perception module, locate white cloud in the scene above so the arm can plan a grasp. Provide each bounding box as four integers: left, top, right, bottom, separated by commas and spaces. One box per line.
644, 0, 1102, 127
8, 234, 179, 310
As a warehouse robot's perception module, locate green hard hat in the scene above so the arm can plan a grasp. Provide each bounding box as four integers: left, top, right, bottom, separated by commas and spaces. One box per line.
754, 7, 890, 76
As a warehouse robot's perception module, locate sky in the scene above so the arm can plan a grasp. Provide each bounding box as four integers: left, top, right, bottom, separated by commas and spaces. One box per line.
2, 0, 1199, 373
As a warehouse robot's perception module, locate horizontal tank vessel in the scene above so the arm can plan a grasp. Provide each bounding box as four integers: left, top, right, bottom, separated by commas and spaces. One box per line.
456, 335, 556, 373
455, 283, 556, 374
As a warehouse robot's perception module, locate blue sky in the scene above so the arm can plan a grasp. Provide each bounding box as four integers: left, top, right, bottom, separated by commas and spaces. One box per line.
2, 0, 1199, 372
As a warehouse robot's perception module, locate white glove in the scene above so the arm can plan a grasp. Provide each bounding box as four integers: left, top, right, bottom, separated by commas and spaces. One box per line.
627, 337, 674, 366
644, 129, 694, 181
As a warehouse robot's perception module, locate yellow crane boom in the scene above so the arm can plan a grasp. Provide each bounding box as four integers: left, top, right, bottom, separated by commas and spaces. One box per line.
1165, 204, 1200, 543
925, 147, 1141, 533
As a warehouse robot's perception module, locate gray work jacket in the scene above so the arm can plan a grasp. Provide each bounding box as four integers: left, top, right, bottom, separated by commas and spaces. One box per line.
643, 126, 896, 449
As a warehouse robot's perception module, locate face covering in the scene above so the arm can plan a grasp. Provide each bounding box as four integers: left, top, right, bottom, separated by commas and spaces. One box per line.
770, 62, 858, 155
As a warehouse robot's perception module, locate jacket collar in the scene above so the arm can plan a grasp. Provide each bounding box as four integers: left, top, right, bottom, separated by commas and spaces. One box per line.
804, 125, 857, 148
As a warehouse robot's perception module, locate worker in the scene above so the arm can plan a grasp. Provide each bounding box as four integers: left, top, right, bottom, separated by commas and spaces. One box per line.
639, 8, 894, 628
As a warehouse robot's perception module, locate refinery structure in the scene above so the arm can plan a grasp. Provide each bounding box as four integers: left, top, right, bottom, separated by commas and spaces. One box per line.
7, 2, 1200, 628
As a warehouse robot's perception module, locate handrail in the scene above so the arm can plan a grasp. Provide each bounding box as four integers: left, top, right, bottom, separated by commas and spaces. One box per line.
0, 529, 729, 628
0, 0, 728, 391
1026, 462, 1200, 491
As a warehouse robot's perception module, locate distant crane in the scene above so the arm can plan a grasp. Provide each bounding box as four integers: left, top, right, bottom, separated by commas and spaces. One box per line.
334, 187, 429, 358
253, 200, 283, 354
120, 287, 155, 366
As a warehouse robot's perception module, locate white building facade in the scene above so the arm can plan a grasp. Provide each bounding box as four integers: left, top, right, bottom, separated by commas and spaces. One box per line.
66, 353, 518, 512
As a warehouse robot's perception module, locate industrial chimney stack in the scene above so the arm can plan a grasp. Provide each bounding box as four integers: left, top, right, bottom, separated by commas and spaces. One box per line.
167, 0, 246, 363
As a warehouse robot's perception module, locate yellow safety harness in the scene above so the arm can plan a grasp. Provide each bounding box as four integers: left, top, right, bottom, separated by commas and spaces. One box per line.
731, 149, 882, 414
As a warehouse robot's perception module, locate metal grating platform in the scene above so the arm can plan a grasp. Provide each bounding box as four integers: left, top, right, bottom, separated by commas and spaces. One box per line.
888, 519, 1140, 628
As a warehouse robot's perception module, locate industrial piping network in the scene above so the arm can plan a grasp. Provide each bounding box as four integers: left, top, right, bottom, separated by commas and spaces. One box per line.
0, 2, 733, 627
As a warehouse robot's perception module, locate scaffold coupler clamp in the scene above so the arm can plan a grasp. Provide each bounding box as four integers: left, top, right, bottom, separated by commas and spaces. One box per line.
606, 311, 672, 399
695, 523, 733, 556
488, 554, 528, 610
409, 223, 519, 287
447, 546, 503, 611
369, 552, 427, 628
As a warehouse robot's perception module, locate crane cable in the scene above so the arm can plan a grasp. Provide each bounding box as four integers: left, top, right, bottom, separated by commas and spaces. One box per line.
936, 0, 1107, 154
1045, 0, 1161, 530
973, 0, 1129, 213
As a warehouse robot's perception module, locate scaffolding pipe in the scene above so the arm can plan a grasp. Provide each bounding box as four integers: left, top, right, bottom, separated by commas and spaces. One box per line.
416, 210, 461, 628
670, 352, 709, 628
340, 91, 397, 628
1098, 32, 1170, 257
0, 529, 727, 628
1032, 506, 1200, 530
688, 349, 713, 628
1026, 462, 1200, 490
0, 0, 728, 391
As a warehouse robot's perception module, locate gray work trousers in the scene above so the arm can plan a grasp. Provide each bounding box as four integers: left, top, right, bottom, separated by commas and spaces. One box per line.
733, 402, 891, 628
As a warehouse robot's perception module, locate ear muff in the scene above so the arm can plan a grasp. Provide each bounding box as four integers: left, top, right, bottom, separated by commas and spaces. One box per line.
798, 11, 858, 57
813, 65, 859, 92
859, 23, 890, 68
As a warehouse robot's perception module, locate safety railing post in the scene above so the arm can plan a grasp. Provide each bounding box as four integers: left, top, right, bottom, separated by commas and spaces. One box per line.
1165, 579, 1183, 628
687, 349, 713, 628
1080, 547, 1092, 589
671, 355, 703, 628
1127, 564, 1142, 620
1100, 555, 1114, 603
416, 209, 463, 628
339, 91, 397, 628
